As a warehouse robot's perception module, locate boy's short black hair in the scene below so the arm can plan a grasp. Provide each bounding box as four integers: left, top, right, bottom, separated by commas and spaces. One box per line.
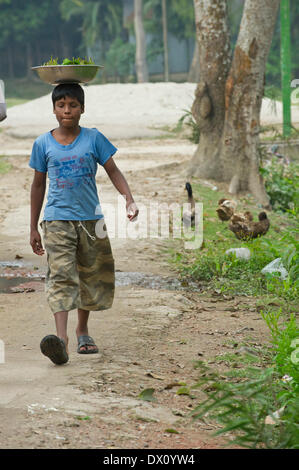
52, 83, 84, 108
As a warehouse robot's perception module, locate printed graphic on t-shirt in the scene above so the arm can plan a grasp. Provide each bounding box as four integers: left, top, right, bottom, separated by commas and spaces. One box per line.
54, 153, 94, 189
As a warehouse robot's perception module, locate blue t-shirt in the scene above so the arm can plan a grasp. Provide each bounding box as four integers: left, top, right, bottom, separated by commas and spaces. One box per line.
29, 127, 117, 221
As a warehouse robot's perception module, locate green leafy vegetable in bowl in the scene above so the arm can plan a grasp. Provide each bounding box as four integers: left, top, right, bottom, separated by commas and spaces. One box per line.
43, 57, 95, 66
43, 56, 58, 65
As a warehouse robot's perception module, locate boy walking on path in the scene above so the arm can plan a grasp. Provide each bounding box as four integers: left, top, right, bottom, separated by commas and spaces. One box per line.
29, 83, 138, 365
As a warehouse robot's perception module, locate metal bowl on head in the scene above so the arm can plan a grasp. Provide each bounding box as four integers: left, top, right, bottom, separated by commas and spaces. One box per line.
31, 65, 103, 85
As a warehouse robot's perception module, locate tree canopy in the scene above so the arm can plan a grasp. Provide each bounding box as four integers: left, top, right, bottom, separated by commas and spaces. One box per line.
0, 0, 296, 86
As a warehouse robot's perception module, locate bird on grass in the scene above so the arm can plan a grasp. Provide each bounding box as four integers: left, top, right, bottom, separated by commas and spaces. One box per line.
230, 211, 254, 223
229, 211, 270, 240
216, 198, 238, 222
182, 182, 195, 228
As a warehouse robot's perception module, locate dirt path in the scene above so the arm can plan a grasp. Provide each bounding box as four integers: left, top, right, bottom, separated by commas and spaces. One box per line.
0, 134, 271, 449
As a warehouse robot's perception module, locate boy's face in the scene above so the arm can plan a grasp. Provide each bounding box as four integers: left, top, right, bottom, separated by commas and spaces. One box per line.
53, 95, 84, 129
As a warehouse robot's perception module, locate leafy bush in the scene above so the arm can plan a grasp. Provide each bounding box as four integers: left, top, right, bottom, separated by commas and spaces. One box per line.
261, 311, 299, 384
176, 109, 200, 143
105, 38, 135, 82
261, 232, 299, 298
280, 232, 299, 285
192, 312, 299, 448
260, 161, 299, 214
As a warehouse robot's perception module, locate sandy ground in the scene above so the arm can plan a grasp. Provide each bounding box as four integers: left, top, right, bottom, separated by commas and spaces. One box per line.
0, 125, 272, 449
2, 82, 299, 141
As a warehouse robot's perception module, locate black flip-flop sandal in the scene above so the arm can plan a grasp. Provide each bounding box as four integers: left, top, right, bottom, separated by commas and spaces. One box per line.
77, 335, 99, 354
40, 335, 69, 365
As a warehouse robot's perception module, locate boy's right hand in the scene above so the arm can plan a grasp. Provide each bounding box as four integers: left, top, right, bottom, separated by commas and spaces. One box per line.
30, 229, 45, 256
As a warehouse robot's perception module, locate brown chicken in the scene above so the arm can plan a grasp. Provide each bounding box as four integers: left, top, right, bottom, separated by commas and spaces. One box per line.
229, 212, 270, 240
216, 198, 237, 221
230, 211, 254, 223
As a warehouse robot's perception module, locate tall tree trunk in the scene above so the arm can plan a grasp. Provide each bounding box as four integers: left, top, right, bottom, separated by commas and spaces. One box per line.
187, 40, 200, 83
8, 44, 14, 78
187, 0, 231, 179
219, 0, 280, 207
134, 0, 149, 83
26, 43, 34, 78
188, 0, 280, 208
162, 0, 169, 82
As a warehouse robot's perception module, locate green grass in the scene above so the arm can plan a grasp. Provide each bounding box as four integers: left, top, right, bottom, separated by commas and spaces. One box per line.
2, 78, 52, 110
6, 98, 29, 108
167, 182, 298, 313
0, 156, 12, 174
4, 78, 52, 100
215, 352, 261, 365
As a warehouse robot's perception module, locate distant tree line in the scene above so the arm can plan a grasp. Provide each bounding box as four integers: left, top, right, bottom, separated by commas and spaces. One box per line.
0, 0, 298, 86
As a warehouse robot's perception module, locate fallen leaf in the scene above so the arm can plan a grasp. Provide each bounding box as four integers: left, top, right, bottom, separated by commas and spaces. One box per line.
164, 381, 186, 390
76, 416, 91, 421
176, 386, 190, 396
164, 428, 180, 434
145, 372, 164, 380
138, 388, 157, 402
176, 363, 185, 369
236, 327, 254, 334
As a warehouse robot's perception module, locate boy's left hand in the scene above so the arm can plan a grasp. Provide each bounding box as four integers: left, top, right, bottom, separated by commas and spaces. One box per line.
30, 229, 45, 256
126, 201, 139, 222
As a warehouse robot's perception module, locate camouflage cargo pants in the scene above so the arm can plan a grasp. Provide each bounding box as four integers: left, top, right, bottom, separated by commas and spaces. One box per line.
40, 220, 115, 314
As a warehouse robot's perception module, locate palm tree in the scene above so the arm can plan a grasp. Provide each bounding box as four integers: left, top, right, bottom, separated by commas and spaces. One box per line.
161, 0, 169, 82
60, 0, 123, 62
134, 0, 149, 82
